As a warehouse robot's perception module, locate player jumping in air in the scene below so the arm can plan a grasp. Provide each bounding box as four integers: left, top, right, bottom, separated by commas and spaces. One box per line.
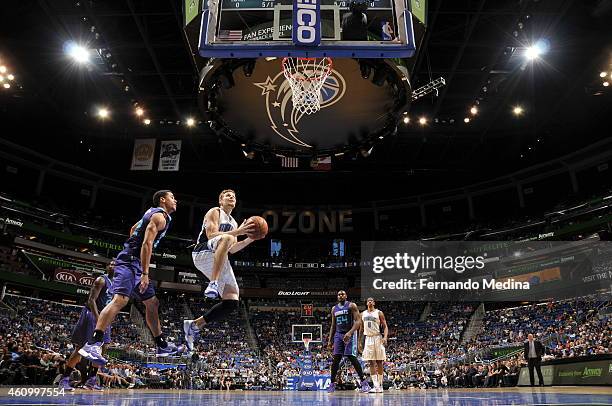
183, 189, 256, 351
359, 297, 388, 393
58, 260, 115, 391
327, 290, 371, 393
79, 190, 181, 364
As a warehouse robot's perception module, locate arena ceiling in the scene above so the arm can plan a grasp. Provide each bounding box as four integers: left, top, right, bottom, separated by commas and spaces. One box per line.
0, 0, 611, 204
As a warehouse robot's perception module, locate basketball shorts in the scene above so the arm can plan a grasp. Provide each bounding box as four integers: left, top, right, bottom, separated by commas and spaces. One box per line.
192, 235, 238, 296
71, 307, 111, 347
333, 331, 358, 356
362, 335, 386, 361
109, 254, 156, 301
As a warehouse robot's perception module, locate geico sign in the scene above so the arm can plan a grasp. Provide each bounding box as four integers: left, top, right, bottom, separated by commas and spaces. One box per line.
262, 210, 353, 233
293, 0, 320, 46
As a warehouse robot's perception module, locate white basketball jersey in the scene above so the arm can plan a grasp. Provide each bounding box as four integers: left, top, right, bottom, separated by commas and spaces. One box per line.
362, 309, 381, 337
196, 208, 238, 248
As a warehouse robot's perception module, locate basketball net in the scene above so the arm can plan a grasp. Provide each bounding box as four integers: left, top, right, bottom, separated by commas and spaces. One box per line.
303, 337, 312, 352
282, 57, 333, 115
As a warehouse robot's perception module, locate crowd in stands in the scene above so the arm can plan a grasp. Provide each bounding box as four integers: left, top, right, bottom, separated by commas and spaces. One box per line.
0, 291, 610, 390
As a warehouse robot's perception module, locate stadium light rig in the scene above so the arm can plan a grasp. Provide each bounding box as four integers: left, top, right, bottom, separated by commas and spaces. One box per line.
97, 107, 110, 119
513, 106, 524, 116
411, 77, 446, 101
524, 39, 550, 61
186, 117, 196, 127
65, 42, 90, 64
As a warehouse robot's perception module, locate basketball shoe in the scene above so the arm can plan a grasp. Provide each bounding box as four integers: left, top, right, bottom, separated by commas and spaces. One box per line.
204, 281, 220, 299
183, 319, 199, 351
78, 342, 107, 364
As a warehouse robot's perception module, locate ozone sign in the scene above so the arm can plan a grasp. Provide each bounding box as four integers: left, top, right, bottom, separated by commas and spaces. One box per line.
293, 0, 321, 46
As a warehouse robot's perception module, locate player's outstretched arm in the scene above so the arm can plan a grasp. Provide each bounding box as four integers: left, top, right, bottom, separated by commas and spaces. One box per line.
228, 235, 254, 254
86, 276, 106, 320
205, 209, 255, 239
343, 303, 362, 343
328, 308, 336, 349
139, 212, 166, 292
358, 313, 364, 353
379, 310, 389, 346
129, 221, 140, 236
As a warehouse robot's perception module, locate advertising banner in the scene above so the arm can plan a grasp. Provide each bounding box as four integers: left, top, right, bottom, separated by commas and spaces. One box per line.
131, 138, 156, 170
158, 140, 182, 171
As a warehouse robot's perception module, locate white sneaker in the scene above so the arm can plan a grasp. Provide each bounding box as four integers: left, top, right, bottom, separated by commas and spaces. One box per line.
204, 281, 220, 299
78, 342, 107, 364
183, 319, 199, 351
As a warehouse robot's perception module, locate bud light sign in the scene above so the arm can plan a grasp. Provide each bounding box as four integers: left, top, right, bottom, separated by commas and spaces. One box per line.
293, 0, 321, 46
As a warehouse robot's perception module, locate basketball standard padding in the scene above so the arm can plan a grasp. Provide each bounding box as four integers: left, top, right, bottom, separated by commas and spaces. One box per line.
247, 216, 269, 240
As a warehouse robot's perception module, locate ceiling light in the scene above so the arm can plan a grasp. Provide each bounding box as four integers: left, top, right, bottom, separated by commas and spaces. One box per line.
97, 107, 109, 118
403, 116, 410, 124
186, 117, 196, 127
418, 117, 427, 125
604, 82, 610, 87
135, 107, 144, 116
3, 83, 10, 89
464, 117, 470, 123
143, 118, 151, 125
7, 74, 14, 81
0, 66, 6, 73
470, 106, 478, 115
66, 42, 90, 64
600, 72, 607, 78
513, 106, 524, 116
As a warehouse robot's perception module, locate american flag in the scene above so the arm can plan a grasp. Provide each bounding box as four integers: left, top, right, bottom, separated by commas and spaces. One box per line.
280, 156, 299, 168
311, 156, 332, 171
217, 30, 243, 41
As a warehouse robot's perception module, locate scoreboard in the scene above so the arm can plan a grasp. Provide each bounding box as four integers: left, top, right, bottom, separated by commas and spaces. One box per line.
222, 0, 393, 10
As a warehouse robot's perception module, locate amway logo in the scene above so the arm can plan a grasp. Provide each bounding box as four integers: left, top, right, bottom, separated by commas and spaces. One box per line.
3, 218, 24, 227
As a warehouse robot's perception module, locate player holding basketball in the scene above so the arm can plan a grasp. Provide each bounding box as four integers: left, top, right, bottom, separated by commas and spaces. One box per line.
359, 297, 388, 393
183, 189, 257, 351
79, 190, 181, 364
327, 290, 371, 393
59, 260, 115, 391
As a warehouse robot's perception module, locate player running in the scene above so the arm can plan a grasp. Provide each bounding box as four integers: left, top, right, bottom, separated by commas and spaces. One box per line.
183, 189, 256, 351
58, 260, 115, 391
79, 190, 181, 364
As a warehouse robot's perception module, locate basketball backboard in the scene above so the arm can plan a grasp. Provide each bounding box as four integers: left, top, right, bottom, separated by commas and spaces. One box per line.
199, 0, 416, 58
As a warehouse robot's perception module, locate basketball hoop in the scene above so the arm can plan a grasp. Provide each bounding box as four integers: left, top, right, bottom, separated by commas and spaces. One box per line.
303, 337, 312, 352
282, 57, 333, 115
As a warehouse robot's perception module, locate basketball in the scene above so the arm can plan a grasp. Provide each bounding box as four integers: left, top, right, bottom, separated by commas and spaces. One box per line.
247, 216, 268, 240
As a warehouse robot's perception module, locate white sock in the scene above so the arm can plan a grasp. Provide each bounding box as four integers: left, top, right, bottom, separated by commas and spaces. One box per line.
372, 375, 378, 388
378, 374, 384, 389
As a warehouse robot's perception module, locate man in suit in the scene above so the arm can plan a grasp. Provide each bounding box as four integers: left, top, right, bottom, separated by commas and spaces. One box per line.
524, 333, 545, 386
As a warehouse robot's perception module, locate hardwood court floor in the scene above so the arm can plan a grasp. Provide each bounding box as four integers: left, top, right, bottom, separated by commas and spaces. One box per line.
0, 386, 611, 405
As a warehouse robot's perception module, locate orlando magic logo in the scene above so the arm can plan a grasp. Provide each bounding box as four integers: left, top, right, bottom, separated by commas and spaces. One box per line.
254, 68, 346, 147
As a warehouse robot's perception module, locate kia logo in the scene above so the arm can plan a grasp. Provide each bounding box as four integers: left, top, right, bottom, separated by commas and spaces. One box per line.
55, 271, 77, 283
79, 276, 96, 287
